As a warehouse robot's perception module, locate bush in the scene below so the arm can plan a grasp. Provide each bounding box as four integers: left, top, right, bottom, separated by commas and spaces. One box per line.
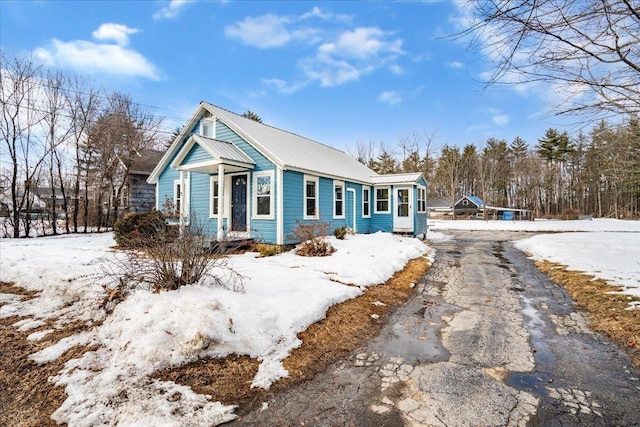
289, 221, 335, 257
256, 243, 282, 257
104, 219, 244, 300
334, 226, 347, 240
113, 210, 167, 248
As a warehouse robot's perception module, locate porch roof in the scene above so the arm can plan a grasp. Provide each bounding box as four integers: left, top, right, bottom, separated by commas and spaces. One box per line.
171, 134, 255, 174
370, 172, 423, 185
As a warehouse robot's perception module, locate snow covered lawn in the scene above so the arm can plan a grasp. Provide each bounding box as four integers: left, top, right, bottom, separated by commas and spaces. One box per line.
432, 218, 640, 301
0, 232, 431, 426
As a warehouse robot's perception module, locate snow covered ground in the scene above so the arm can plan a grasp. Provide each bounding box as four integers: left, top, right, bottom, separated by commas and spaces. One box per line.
429, 218, 640, 232
432, 219, 640, 301
0, 232, 431, 426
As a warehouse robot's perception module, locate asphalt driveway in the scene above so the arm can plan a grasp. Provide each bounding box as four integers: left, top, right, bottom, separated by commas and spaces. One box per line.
230, 231, 640, 426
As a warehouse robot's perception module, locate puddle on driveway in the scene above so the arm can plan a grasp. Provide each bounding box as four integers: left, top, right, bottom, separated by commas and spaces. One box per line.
507, 295, 556, 398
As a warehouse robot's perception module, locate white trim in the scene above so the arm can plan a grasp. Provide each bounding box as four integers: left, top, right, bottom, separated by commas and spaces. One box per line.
347, 187, 357, 233
393, 186, 413, 231
362, 186, 371, 218
417, 186, 427, 213
374, 186, 390, 214
253, 170, 275, 219
209, 176, 221, 218
303, 175, 319, 220
200, 117, 216, 138
276, 166, 284, 245
174, 173, 190, 227
333, 180, 345, 219
229, 173, 250, 236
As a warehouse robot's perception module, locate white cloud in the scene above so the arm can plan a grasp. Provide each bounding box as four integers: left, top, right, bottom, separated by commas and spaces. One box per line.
34, 25, 160, 80
262, 78, 309, 94
92, 23, 138, 46
303, 27, 404, 86
446, 61, 464, 69
226, 11, 405, 90
389, 64, 404, 75
379, 91, 402, 106
300, 6, 352, 23
319, 27, 403, 60
225, 14, 295, 48
492, 114, 510, 126
153, 0, 193, 20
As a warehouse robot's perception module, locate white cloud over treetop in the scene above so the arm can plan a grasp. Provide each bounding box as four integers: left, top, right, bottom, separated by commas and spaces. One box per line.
33, 24, 160, 80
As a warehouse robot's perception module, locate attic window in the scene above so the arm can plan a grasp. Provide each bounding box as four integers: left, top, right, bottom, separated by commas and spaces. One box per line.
463, 199, 469, 206
201, 118, 215, 138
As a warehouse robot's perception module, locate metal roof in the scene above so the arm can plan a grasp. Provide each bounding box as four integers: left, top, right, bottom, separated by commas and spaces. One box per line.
191, 135, 256, 165
370, 172, 423, 185
202, 102, 377, 183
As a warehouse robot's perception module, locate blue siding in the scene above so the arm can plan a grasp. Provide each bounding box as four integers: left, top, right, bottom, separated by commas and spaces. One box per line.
215, 120, 278, 243
282, 172, 375, 243
156, 116, 427, 243
157, 167, 180, 211
183, 143, 210, 165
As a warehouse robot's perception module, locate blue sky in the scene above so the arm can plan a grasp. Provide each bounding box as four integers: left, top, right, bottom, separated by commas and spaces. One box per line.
1, 0, 575, 154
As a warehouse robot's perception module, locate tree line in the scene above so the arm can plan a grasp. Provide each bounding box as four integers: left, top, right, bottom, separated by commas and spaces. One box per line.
1, 52, 166, 238
355, 118, 639, 219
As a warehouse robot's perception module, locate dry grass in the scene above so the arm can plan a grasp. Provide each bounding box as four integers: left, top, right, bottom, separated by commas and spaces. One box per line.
154, 256, 430, 413
0, 284, 99, 427
536, 260, 640, 367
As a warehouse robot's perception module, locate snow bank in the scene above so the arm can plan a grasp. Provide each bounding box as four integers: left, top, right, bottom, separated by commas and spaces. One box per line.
514, 232, 640, 299
430, 218, 640, 232
0, 231, 431, 426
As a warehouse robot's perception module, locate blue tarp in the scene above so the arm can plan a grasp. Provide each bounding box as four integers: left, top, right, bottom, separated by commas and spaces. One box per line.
502, 211, 514, 220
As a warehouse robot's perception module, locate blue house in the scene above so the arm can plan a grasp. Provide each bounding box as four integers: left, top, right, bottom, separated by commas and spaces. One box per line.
148, 102, 428, 244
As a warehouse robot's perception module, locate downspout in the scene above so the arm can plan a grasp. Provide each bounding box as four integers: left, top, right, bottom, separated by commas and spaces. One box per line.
347, 187, 356, 233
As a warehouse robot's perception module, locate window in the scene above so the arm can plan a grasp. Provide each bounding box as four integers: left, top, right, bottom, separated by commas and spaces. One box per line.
333, 180, 344, 218
375, 187, 390, 213
254, 171, 274, 218
201, 118, 215, 138
418, 187, 427, 213
362, 186, 371, 218
173, 177, 190, 220
304, 175, 319, 219
210, 176, 220, 217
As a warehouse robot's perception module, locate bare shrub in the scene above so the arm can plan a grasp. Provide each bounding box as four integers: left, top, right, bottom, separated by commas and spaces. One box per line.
101, 219, 244, 311
289, 221, 335, 257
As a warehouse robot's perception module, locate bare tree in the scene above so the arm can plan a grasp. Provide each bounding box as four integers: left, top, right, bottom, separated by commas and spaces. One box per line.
41, 69, 73, 235
86, 92, 163, 229
0, 51, 48, 237
66, 76, 102, 233
457, 0, 640, 120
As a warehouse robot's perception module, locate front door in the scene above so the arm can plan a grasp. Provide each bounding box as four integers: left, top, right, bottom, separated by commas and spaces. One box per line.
393, 186, 413, 231
231, 174, 247, 232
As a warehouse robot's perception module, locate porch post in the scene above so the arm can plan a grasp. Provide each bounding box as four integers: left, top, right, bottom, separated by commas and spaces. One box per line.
217, 164, 225, 240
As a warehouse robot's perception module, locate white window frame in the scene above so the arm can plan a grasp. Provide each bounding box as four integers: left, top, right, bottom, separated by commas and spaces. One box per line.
200, 117, 215, 138
417, 186, 427, 213
362, 186, 371, 218
375, 186, 390, 214
253, 171, 275, 219
333, 180, 345, 219
209, 176, 220, 218
304, 175, 319, 220
173, 177, 190, 223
